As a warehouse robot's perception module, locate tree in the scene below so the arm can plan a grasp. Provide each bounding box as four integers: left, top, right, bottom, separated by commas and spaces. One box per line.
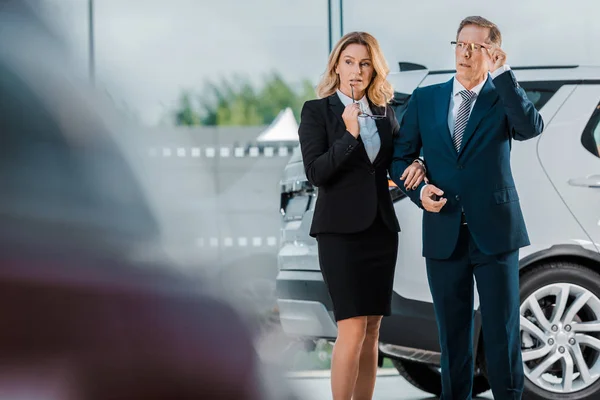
174, 91, 202, 126
172, 72, 314, 126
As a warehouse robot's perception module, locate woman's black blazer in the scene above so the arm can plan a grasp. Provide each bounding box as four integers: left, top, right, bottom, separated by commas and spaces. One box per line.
298, 93, 401, 237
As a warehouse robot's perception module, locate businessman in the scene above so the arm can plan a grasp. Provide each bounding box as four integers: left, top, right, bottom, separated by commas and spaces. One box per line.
391, 16, 544, 400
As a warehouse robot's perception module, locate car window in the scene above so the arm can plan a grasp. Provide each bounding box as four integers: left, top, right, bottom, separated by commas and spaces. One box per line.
523, 90, 555, 110
581, 102, 600, 158
519, 81, 561, 111
524, 90, 541, 106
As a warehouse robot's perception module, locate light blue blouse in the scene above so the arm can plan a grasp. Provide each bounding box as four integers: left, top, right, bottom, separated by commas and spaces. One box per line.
336, 89, 380, 163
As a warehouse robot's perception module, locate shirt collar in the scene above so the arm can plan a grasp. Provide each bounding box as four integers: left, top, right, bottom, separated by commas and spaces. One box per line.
336, 89, 370, 110
452, 76, 487, 98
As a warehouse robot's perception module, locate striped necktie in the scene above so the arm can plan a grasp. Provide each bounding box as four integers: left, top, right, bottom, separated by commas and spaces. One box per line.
453, 90, 476, 152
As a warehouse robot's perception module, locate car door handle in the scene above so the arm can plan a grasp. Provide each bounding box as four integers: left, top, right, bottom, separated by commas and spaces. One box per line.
568, 174, 600, 188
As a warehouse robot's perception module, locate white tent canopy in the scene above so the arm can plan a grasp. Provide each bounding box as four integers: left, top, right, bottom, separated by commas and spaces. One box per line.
256, 107, 299, 142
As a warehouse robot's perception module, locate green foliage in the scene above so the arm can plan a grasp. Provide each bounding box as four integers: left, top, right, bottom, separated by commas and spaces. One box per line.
174, 91, 201, 126
173, 71, 315, 126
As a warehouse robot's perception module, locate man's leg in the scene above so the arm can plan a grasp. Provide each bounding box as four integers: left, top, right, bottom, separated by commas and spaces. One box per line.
426, 226, 474, 400
472, 241, 523, 400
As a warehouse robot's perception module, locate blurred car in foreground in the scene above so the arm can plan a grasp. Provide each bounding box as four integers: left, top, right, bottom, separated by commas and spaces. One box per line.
0, 2, 301, 399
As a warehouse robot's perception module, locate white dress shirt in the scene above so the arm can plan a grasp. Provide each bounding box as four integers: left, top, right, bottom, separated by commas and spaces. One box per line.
448, 75, 486, 134
449, 66, 510, 140
420, 65, 511, 200
336, 89, 380, 163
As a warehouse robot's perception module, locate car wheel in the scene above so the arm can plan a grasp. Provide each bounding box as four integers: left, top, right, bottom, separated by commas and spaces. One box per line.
519, 261, 600, 399
392, 358, 490, 396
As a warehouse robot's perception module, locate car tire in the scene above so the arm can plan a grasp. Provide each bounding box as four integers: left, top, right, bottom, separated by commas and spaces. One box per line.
392, 358, 490, 397
519, 261, 600, 400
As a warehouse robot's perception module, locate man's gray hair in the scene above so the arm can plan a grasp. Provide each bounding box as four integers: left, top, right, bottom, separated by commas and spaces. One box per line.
457, 16, 502, 46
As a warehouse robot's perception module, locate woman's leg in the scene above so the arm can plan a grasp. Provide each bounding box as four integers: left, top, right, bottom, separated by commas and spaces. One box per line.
330, 316, 367, 400
352, 315, 382, 400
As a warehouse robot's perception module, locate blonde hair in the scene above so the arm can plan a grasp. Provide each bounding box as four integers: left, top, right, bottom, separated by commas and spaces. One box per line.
316, 32, 393, 107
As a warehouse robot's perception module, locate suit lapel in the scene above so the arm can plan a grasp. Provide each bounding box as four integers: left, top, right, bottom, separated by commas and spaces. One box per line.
458, 76, 498, 157
328, 93, 346, 128
435, 79, 456, 156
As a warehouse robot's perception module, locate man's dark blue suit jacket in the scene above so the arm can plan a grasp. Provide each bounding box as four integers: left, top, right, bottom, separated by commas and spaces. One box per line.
390, 70, 544, 259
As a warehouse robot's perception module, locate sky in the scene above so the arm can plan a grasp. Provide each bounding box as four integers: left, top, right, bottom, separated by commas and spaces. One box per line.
39, 0, 600, 126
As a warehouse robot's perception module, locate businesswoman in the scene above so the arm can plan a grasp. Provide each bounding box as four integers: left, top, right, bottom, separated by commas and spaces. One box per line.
298, 31, 425, 400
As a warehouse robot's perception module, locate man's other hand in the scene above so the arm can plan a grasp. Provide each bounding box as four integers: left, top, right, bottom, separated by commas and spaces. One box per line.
421, 184, 447, 213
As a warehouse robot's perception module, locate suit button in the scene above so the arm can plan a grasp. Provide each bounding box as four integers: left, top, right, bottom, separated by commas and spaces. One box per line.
369, 169, 375, 175
457, 165, 464, 169
455, 195, 460, 201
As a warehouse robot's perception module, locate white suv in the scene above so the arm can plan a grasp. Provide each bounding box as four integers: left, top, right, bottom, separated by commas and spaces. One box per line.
276, 63, 600, 400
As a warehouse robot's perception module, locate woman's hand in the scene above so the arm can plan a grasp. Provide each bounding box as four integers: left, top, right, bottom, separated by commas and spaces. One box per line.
342, 103, 361, 138
400, 162, 427, 190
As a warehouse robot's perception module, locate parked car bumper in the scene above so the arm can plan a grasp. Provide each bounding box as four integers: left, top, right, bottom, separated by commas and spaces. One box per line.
275, 270, 338, 339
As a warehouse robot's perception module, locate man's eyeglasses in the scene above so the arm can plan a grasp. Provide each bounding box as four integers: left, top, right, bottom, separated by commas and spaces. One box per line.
451, 41, 488, 52
351, 85, 387, 120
